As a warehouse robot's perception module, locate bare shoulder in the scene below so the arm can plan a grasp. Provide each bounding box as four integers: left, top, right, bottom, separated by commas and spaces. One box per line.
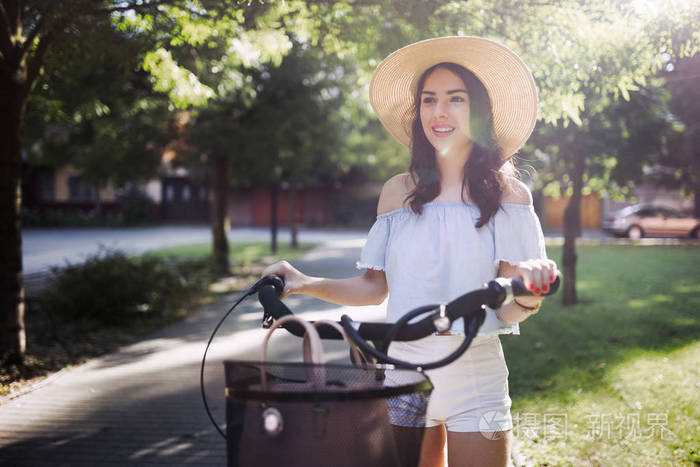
501, 176, 533, 205
377, 173, 414, 215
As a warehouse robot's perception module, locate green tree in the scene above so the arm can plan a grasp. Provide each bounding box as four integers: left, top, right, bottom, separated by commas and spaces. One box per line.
162, 6, 334, 272
527, 84, 674, 302
24, 25, 170, 213
0, 0, 139, 362
430, 0, 698, 304
5, 0, 698, 363
240, 41, 357, 251
0, 0, 323, 361
659, 54, 700, 217
185, 38, 353, 272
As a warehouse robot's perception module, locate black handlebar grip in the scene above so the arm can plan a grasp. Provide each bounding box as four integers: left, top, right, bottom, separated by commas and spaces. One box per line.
269, 274, 285, 296
247, 274, 285, 296
511, 274, 560, 297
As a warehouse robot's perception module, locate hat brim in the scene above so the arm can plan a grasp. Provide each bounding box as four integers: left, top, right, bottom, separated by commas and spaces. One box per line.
369, 36, 538, 158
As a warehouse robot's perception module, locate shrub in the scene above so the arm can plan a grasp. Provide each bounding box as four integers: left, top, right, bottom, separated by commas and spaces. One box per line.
37, 249, 209, 327
116, 187, 155, 225
21, 208, 125, 227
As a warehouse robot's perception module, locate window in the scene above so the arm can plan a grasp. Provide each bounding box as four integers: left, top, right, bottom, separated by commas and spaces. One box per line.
68, 175, 94, 201
636, 208, 657, 218
37, 170, 55, 202
660, 208, 680, 218
183, 185, 191, 202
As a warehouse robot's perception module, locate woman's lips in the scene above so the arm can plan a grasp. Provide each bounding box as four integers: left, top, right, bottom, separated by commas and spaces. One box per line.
431, 125, 455, 137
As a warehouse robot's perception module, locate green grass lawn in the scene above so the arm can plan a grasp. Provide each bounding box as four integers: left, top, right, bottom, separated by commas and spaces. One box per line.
503, 244, 700, 466
147, 240, 318, 296
148, 240, 316, 266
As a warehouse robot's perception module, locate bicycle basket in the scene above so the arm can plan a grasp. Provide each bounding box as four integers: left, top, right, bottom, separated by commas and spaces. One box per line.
224, 361, 433, 467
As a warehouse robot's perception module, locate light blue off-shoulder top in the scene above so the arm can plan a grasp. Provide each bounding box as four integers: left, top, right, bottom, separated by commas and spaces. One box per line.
356, 201, 547, 336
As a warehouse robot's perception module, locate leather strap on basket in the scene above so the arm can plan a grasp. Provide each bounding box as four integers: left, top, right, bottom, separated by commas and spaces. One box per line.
260, 315, 325, 389
262, 314, 324, 363
303, 320, 363, 367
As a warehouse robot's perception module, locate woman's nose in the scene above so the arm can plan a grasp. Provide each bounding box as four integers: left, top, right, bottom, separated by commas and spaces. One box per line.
435, 100, 448, 118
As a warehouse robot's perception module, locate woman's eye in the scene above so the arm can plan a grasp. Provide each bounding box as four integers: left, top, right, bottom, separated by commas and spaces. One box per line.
451, 96, 465, 103
422, 97, 435, 104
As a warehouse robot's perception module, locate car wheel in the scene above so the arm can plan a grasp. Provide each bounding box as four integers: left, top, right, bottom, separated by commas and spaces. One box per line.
627, 225, 643, 240
691, 227, 700, 239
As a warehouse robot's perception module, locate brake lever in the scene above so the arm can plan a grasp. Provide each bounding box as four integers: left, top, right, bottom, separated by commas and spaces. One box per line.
261, 312, 274, 329
254, 275, 287, 329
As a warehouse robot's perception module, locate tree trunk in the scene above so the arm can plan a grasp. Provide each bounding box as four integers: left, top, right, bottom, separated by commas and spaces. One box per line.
211, 155, 230, 275
0, 10, 54, 363
694, 170, 700, 220
92, 183, 102, 218
0, 73, 28, 363
289, 172, 298, 249
562, 149, 584, 306
688, 128, 700, 219
270, 184, 278, 254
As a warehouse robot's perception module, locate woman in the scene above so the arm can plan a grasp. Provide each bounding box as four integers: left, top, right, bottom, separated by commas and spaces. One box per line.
262, 36, 559, 467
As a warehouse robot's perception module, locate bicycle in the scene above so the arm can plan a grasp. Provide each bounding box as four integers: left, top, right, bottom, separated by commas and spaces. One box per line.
201, 274, 559, 466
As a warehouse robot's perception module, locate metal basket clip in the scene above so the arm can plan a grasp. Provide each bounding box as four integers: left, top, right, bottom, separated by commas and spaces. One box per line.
262, 407, 283, 436
432, 304, 450, 333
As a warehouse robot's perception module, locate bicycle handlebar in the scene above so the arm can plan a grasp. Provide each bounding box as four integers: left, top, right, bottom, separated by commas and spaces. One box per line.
256, 274, 560, 370
201, 272, 560, 438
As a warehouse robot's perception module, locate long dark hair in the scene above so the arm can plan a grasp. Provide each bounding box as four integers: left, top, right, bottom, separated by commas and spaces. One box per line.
405, 62, 508, 228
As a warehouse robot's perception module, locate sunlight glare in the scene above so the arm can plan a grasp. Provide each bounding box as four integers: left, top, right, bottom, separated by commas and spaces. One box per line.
631, 0, 661, 17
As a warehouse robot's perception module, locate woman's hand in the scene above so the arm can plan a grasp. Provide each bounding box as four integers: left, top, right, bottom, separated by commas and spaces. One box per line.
514, 259, 559, 297
260, 260, 311, 299
496, 259, 559, 323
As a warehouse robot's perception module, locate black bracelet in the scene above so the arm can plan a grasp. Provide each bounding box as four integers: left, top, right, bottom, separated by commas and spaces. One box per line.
513, 298, 541, 313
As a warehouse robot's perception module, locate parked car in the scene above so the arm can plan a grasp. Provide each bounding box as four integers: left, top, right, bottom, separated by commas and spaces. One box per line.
602, 204, 700, 239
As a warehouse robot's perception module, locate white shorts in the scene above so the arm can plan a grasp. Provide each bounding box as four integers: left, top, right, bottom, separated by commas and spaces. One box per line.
387, 334, 512, 433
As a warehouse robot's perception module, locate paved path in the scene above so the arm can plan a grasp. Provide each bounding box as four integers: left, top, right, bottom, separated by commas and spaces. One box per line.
1, 239, 386, 466
21, 226, 368, 275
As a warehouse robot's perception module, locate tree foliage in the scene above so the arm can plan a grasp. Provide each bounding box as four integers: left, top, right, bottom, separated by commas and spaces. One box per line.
25, 22, 169, 190
4, 0, 700, 360
657, 53, 700, 215
528, 83, 674, 202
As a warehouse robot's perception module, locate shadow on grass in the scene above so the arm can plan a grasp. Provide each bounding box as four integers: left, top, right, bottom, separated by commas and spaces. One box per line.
502, 244, 700, 402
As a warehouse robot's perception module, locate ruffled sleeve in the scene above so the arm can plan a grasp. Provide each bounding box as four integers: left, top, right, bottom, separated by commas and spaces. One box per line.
493, 204, 547, 269
356, 215, 390, 271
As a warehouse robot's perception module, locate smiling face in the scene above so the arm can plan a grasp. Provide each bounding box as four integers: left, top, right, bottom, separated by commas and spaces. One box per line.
419, 67, 472, 157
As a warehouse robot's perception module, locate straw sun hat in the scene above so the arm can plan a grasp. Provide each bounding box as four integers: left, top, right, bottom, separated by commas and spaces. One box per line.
369, 36, 538, 158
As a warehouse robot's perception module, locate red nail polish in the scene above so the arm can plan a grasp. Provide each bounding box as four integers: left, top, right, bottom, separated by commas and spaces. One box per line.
550, 274, 555, 281
543, 284, 549, 292
535, 288, 541, 295
529, 284, 535, 291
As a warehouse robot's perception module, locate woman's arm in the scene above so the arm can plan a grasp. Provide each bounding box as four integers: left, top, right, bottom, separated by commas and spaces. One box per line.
300, 268, 388, 306
496, 177, 558, 323
260, 175, 405, 307
260, 261, 388, 307
495, 259, 558, 324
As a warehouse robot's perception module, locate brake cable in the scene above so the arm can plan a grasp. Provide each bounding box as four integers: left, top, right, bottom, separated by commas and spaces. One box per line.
200, 276, 283, 440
